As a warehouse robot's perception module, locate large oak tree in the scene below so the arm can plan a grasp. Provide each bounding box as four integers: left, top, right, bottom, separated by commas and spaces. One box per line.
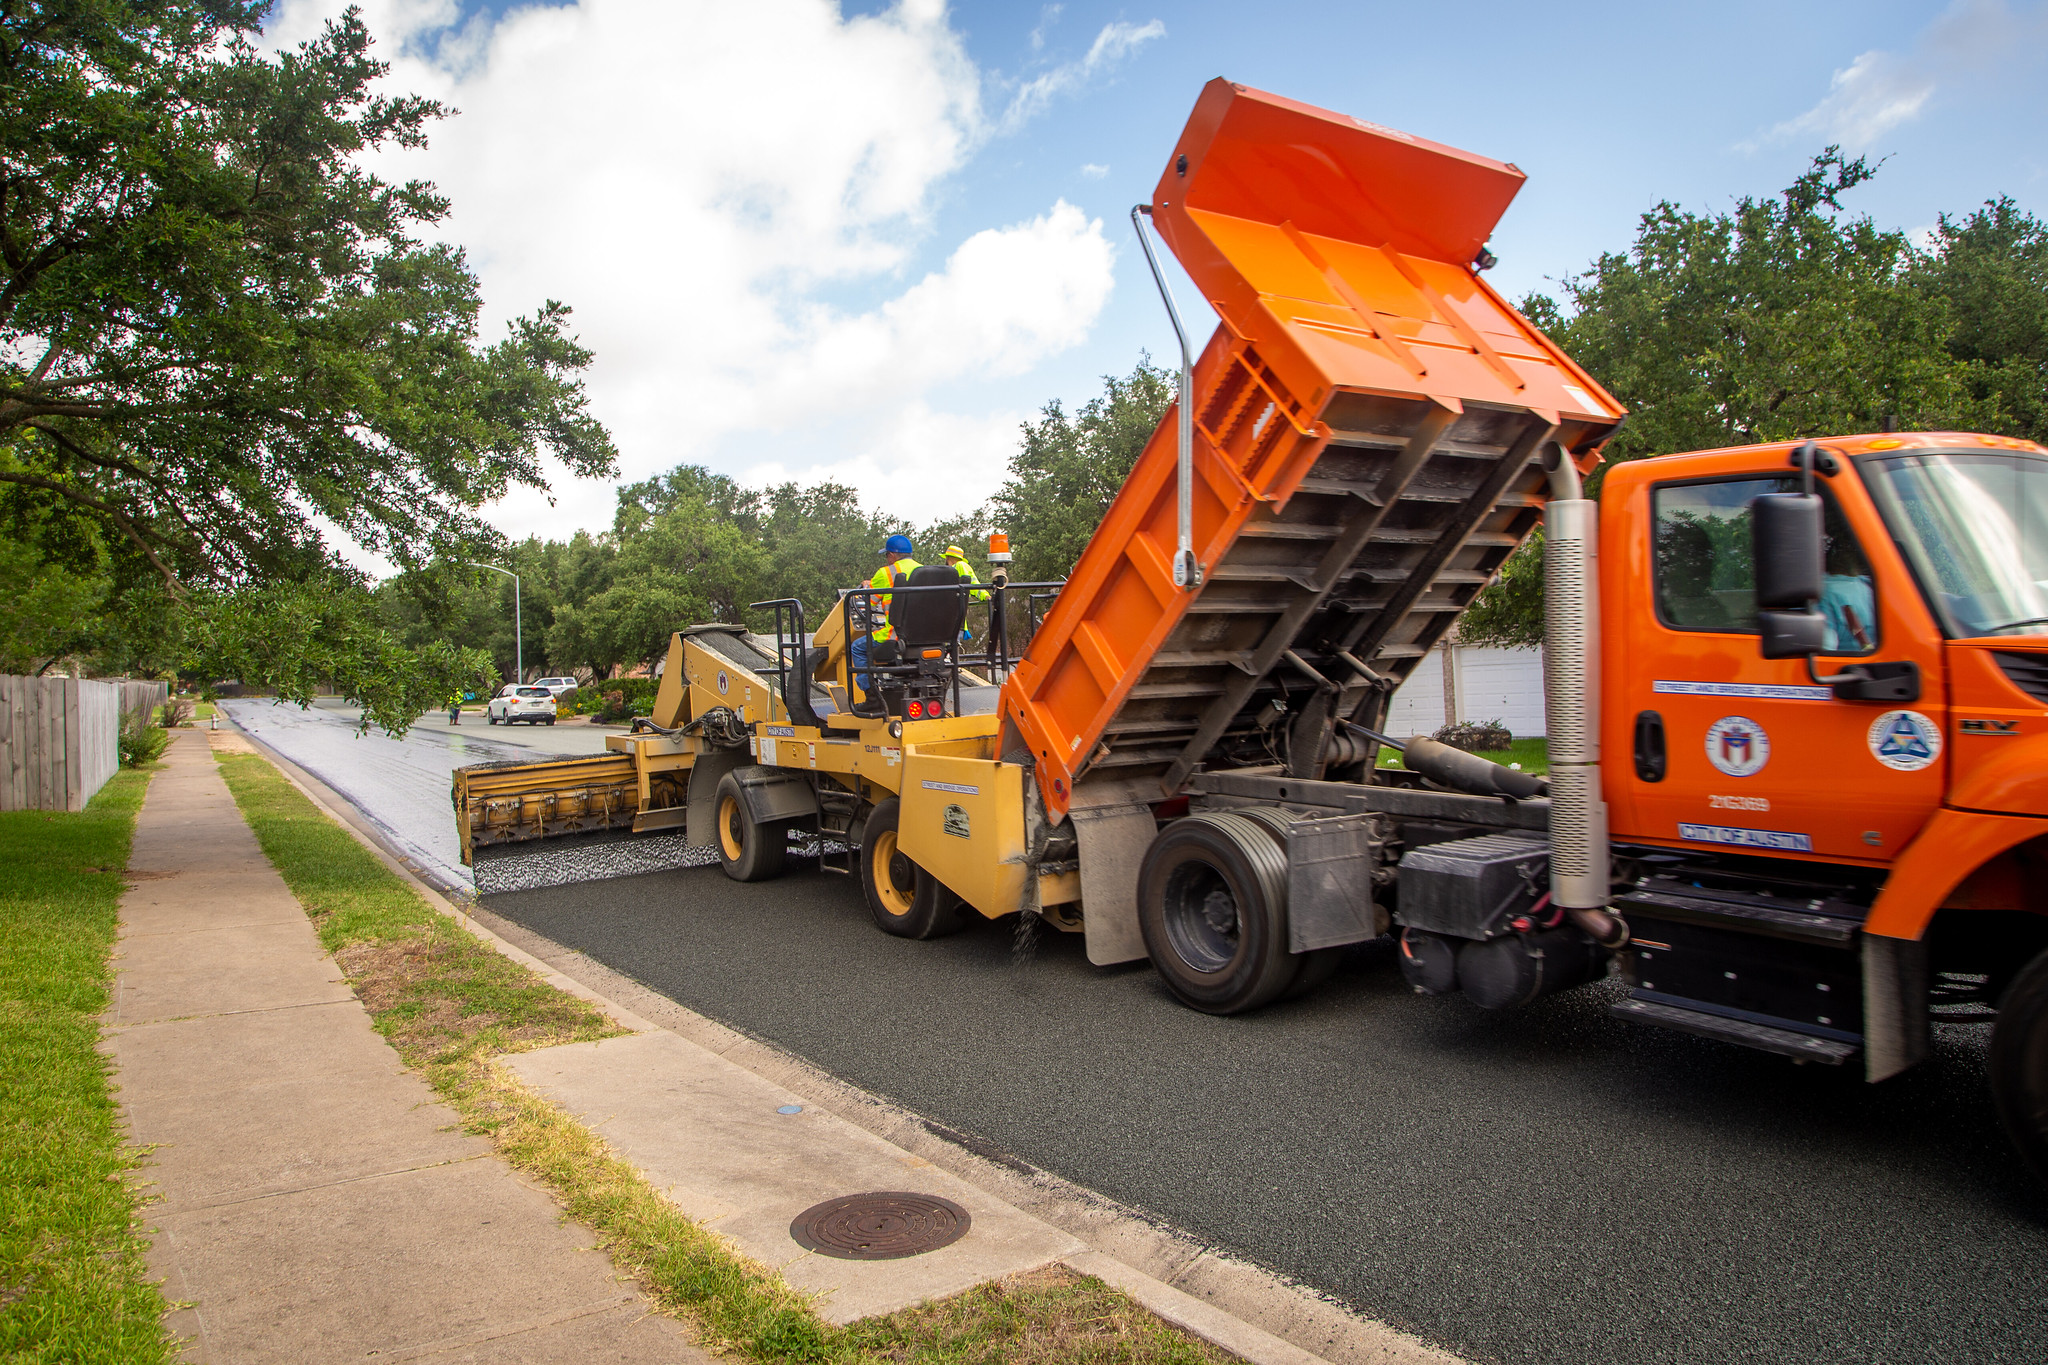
0, 1, 615, 726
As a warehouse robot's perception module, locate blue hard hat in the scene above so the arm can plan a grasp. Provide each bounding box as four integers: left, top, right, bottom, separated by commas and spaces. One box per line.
883, 534, 914, 555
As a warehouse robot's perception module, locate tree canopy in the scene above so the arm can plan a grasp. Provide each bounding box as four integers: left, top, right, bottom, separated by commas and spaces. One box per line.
991, 356, 1173, 584
0, 1, 614, 727
1462, 151, 2048, 647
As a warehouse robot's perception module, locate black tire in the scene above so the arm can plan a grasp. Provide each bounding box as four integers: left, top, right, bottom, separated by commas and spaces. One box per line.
1137, 811, 1299, 1014
1991, 946, 2048, 1181
545, 717, 556, 726
859, 797, 969, 939
711, 771, 788, 882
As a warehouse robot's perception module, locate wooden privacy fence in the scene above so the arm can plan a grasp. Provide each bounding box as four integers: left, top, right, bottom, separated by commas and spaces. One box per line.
0, 676, 170, 812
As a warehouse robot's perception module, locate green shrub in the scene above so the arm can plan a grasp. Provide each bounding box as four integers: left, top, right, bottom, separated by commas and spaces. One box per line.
118, 713, 169, 767
1434, 719, 1513, 753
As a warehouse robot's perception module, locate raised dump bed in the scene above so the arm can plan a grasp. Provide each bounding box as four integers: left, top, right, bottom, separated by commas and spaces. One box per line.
998, 80, 1626, 821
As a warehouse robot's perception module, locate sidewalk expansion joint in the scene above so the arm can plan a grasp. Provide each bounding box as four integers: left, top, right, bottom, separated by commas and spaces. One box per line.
151, 1153, 494, 1217
106, 994, 359, 1030
116, 914, 312, 939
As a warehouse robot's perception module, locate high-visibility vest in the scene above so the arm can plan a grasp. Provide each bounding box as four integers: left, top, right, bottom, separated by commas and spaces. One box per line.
947, 558, 990, 603
866, 558, 921, 640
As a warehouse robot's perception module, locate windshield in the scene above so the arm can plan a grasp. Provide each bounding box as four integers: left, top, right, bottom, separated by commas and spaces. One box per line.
516, 687, 551, 697
1862, 449, 2048, 638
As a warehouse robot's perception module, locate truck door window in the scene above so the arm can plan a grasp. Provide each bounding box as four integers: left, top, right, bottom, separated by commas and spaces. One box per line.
1653, 478, 1877, 652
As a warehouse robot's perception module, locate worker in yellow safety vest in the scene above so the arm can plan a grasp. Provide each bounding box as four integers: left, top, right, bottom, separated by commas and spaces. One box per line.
941, 545, 990, 603
852, 534, 920, 699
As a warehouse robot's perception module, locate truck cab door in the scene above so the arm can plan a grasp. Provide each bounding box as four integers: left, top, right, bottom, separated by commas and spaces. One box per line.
1608, 468, 1947, 866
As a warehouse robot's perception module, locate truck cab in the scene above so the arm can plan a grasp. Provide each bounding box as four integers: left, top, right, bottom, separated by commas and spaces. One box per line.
1597, 433, 2048, 1148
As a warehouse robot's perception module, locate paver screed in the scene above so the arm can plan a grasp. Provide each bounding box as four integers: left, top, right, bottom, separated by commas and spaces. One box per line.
102, 732, 707, 1363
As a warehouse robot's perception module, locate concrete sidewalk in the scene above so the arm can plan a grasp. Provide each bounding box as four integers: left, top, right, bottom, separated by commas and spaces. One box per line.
105, 731, 707, 1363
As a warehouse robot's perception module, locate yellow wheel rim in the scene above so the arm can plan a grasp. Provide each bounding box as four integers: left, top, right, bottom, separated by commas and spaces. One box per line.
871, 829, 913, 916
717, 794, 745, 861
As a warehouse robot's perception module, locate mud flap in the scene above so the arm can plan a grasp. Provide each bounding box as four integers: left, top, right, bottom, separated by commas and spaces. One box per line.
1863, 933, 1930, 1082
683, 750, 748, 850
729, 764, 819, 825
1072, 801, 1157, 965
1285, 812, 1385, 951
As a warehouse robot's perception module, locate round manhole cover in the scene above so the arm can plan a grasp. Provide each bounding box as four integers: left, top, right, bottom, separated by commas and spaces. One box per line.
790, 1192, 970, 1260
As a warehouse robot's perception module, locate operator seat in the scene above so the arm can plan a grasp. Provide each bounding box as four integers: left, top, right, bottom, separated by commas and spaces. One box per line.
888, 563, 971, 648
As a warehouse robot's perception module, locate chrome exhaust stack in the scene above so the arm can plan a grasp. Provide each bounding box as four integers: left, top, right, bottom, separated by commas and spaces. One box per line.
1542, 444, 1625, 947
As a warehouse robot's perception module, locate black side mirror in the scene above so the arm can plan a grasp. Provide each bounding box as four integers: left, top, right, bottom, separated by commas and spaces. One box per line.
1758, 609, 1828, 659
1753, 493, 1824, 610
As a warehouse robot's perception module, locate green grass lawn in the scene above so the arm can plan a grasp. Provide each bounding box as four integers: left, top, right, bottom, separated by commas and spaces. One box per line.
0, 771, 172, 1364
1379, 736, 1549, 776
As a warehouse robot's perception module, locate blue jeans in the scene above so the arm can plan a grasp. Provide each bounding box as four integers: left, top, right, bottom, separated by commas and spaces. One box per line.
851, 634, 874, 700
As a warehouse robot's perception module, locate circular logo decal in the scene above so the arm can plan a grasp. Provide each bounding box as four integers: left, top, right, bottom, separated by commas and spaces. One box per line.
716, 670, 729, 695
1704, 715, 1770, 777
1868, 709, 1941, 771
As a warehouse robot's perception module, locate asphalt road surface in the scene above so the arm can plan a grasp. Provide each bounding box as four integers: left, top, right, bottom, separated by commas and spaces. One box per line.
229, 702, 2048, 1364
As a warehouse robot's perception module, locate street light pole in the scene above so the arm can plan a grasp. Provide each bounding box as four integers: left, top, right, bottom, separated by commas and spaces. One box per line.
474, 564, 523, 682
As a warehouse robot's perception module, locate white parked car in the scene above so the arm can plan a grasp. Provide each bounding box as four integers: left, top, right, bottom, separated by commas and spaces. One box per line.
533, 675, 581, 699
488, 684, 557, 726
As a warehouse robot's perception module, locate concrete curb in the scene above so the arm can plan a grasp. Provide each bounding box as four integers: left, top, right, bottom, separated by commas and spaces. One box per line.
216, 717, 1463, 1365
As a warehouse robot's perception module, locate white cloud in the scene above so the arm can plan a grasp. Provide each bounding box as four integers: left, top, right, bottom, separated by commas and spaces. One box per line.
1755, 0, 2048, 151
1080, 162, 1109, 179
264, 0, 1144, 549
998, 19, 1165, 134
1029, 4, 1062, 53
742, 404, 1026, 528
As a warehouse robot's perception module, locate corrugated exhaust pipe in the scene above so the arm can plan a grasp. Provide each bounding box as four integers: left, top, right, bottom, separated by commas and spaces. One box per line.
1542, 443, 1626, 948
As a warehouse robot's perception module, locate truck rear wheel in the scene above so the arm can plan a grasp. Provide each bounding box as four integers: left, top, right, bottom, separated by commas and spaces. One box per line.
859, 797, 969, 939
712, 772, 787, 882
1991, 945, 2048, 1180
1137, 811, 1299, 1014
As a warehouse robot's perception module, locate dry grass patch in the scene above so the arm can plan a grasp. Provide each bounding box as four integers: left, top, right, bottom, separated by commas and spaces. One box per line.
849, 1265, 1233, 1365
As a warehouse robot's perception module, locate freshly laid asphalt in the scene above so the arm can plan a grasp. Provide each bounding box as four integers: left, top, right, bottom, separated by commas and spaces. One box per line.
485, 857, 2048, 1365
231, 701, 2048, 1365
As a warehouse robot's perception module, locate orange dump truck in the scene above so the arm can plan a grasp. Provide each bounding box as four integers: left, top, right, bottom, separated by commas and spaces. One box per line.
454, 80, 2048, 1178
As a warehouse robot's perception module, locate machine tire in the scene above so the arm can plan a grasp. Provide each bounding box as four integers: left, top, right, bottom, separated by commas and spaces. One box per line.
712, 772, 788, 882
859, 797, 969, 939
1137, 811, 1299, 1014
1990, 945, 2048, 1181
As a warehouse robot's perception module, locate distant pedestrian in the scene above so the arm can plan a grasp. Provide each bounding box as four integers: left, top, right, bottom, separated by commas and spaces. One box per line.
448, 699, 462, 725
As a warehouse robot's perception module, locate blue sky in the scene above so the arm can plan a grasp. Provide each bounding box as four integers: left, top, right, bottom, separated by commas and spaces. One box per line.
924, 0, 2047, 431
267, 0, 2048, 551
